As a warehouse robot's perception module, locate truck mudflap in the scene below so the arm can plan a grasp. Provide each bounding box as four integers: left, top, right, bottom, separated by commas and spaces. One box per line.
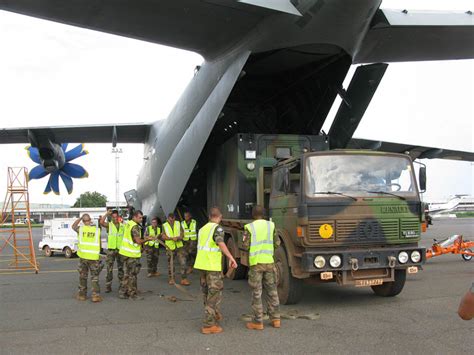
301, 247, 425, 285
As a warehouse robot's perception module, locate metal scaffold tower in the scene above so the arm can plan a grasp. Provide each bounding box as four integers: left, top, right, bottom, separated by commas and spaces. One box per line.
0, 167, 39, 273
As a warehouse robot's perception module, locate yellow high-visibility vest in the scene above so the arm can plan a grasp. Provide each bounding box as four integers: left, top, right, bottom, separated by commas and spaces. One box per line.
77, 225, 101, 261
119, 220, 141, 258
194, 222, 222, 271
162, 221, 183, 250
145, 225, 161, 248
245, 219, 275, 266
107, 222, 124, 250
181, 219, 197, 241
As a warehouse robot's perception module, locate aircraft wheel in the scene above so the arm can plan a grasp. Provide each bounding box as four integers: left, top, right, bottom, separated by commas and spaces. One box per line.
462, 249, 472, 261
274, 245, 303, 305
63, 247, 73, 259
43, 245, 53, 257
371, 269, 406, 297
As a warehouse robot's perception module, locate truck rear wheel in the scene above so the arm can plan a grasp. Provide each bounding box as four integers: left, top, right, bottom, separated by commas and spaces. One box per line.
371, 269, 406, 297
223, 237, 247, 280
63, 247, 73, 259
274, 246, 303, 305
461, 249, 472, 261
43, 245, 53, 257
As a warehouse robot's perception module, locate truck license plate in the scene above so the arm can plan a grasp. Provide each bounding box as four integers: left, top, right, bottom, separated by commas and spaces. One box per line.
320, 272, 333, 280
407, 266, 418, 274
355, 279, 383, 287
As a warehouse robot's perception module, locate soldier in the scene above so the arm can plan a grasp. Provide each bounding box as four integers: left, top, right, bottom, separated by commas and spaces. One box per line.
118, 210, 153, 300
144, 217, 161, 277
162, 213, 189, 286
243, 205, 281, 330
194, 207, 237, 334
72, 214, 103, 303
99, 209, 125, 293
181, 211, 197, 274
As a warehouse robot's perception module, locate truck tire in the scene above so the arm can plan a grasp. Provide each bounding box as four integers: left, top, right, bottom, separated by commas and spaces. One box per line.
63, 247, 73, 259
461, 249, 472, 261
371, 269, 406, 297
274, 246, 303, 305
43, 245, 53, 257
223, 237, 247, 280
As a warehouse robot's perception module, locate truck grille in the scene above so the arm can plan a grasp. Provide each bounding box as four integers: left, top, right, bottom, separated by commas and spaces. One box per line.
307, 219, 400, 245
400, 218, 420, 236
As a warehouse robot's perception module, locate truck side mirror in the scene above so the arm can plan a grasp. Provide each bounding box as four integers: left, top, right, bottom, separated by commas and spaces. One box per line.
419, 166, 426, 192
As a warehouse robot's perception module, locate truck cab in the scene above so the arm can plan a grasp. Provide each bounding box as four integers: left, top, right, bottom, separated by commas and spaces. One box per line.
210, 133, 426, 304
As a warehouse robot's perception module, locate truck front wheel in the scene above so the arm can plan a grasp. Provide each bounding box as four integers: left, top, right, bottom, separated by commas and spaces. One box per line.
371, 269, 406, 297
274, 246, 303, 305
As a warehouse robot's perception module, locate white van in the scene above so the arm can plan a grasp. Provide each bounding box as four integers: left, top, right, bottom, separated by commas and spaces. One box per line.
39, 218, 106, 258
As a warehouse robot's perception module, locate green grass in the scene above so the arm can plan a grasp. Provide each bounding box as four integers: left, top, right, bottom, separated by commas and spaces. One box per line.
0, 224, 43, 229
455, 212, 474, 218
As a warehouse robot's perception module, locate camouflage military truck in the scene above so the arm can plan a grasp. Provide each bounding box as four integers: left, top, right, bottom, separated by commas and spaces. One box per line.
208, 133, 426, 304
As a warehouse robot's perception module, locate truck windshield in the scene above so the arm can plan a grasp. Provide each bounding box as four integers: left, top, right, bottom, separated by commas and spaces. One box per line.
305, 154, 417, 198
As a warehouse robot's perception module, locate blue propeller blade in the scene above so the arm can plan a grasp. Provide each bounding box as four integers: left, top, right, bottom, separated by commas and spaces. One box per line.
65, 144, 88, 162
61, 143, 69, 151
44, 176, 52, 194
25, 146, 41, 164
28, 165, 48, 180
62, 163, 88, 178
59, 172, 74, 194
50, 171, 60, 195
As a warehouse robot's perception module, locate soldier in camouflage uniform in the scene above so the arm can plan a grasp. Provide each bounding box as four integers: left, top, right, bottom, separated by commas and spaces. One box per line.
118, 210, 152, 300
162, 213, 189, 286
144, 217, 161, 277
194, 207, 237, 334
243, 205, 281, 329
181, 211, 198, 274
72, 214, 104, 303
99, 209, 125, 293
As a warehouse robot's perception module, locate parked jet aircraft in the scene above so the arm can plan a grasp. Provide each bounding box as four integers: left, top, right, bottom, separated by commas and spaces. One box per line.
0, 0, 473, 218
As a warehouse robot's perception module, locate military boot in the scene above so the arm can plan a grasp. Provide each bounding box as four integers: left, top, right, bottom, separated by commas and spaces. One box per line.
168, 278, 175, 285
271, 319, 281, 328
201, 325, 223, 334
246, 322, 264, 330
180, 278, 191, 286
91, 293, 103, 303
76, 293, 87, 301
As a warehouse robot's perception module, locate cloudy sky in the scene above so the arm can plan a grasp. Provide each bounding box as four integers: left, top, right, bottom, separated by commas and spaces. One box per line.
0, 0, 472, 206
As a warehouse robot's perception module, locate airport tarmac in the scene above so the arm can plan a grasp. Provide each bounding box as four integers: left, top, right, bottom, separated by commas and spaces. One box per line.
0, 218, 473, 354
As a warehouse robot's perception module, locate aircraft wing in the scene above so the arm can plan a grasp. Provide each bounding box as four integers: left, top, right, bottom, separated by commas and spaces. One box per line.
355, 9, 474, 63
348, 138, 474, 162
0, 124, 151, 144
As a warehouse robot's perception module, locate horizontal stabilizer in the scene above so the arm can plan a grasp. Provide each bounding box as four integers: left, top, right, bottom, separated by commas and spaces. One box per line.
348, 138, 474, 162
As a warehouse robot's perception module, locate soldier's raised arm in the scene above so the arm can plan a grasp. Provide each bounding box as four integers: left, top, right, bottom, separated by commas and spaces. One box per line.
99, 210, 111, 229
72, 217, 82, 233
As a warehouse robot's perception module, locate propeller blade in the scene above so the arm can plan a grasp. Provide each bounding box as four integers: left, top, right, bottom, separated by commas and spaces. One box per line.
25, 146, 41, 164
61, 143, 69, 151
43, 176, 52, 194
62, 162, 88, 178
50, 171, 60, 195
28, 165, 48, 180
59, 171, 74, 194
65, 144, 88, 162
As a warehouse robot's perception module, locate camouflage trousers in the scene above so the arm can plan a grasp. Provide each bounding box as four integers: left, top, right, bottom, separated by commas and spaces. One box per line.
78, 258, 103, 295
248, 264, 280, 323
105, 249, 124, 287
166, 247, 187, 280
145, 246, 160, 273
183, 240, 197, 268
119, 256, 141, 298
200, 270, 224, 326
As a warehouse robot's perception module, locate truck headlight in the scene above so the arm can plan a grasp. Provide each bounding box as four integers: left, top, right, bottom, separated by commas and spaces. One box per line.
410, 250, 421, 263
398, 251, 409, 264
314, 256, 326, 269
329, 255, 341, 268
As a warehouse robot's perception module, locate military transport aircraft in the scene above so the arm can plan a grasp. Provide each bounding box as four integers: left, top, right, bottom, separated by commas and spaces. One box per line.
0, 0, 473, 219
